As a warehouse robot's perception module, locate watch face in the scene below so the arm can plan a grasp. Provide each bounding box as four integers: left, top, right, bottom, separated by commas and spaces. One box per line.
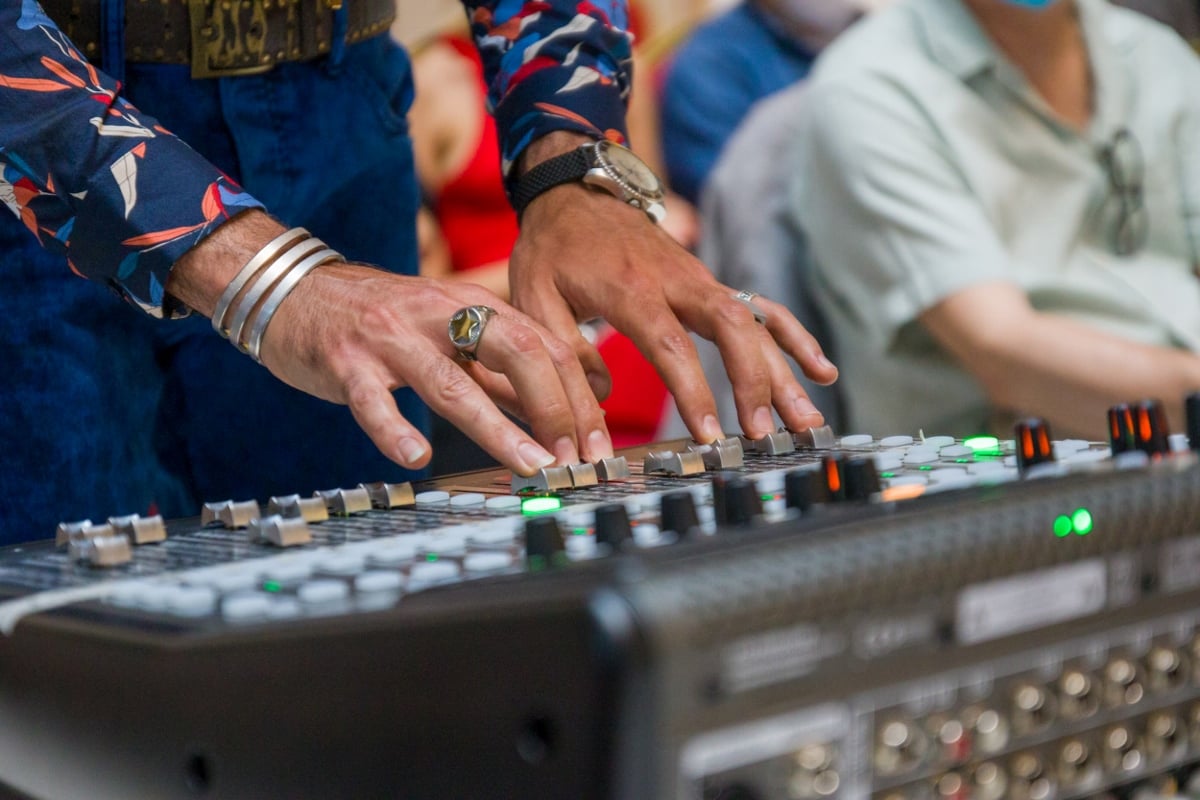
597, 141, 665, 198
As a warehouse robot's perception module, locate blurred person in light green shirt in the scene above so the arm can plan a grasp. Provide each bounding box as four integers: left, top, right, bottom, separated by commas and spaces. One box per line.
790, 0, 1200, 440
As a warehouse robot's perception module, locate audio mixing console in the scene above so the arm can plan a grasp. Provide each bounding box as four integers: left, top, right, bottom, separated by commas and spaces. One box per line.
2, 399, 1200, 800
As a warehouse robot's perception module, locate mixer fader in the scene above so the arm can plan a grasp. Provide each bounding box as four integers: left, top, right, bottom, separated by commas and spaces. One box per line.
2, 398, 1200, 800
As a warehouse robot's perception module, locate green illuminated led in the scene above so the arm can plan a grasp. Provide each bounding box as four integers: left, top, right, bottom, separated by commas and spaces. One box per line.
880, 472, 895, 479
761, 494, 773, 502
964, 436, 1000, 451
573, 528, 588, 536
263, 580, 282, 593
426, 553, 439, 562
1072, 508, 1093, 535
1053, 516, 1073, 538
522, 496, 562, 515
919, 465, 933, 471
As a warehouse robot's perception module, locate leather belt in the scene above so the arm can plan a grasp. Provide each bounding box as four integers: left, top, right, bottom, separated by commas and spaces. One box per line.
40, 0, 395, 78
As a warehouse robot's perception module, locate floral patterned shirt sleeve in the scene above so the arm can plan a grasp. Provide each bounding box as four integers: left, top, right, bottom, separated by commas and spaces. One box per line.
460, 1, 633, 187
0, 0, 630, 317
0, 0, 262, 318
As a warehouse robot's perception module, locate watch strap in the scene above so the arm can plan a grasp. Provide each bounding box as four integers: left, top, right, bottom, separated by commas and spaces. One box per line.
512, 147, 593, 219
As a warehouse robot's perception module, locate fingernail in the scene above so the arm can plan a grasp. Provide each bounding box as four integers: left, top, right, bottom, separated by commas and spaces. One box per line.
817, 353, 837, 370
518, 441, 556, 472
701, 414, 723, 443
587, 428, 614, 459
554, 435, 579, 465
794, 396, 821, 418
752, 406, 773, 435
397, 437, 428, 465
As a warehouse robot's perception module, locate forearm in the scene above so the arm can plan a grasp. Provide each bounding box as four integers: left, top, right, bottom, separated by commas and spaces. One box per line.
0, 5, 262, 316
923, 285, 1200, 438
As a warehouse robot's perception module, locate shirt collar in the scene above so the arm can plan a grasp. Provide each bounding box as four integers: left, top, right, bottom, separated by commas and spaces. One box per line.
910, 0, 1133, 142
910, 0, 998, 81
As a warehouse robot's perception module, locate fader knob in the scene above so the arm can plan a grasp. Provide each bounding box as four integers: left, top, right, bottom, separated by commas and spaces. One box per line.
785, 468, 830, 513
1133, 399, 1170, 455
842, 457, 881, 502
524, 516, 566, 569
1108, 403, 1137, 455
592, 503, 632, 550
1014, 419, 1054, 474
660, 491, 701, 539
712, 473, 762, 527
1186, 392, 1200, 452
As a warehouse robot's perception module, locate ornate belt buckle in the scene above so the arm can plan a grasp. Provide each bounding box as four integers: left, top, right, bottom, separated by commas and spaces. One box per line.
188, 0, 279, 78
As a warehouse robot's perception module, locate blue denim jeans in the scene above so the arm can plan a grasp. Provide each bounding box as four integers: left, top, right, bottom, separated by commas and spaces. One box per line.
0, 35, 426, 544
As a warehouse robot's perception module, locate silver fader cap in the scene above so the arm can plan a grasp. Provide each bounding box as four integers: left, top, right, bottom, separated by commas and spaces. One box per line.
741, 430, 796, 456
66, 524, 132, 567
201, 500, 261, 529
566, 462, 598, 488
644, 449, 706, 476
689, 437, 744, 469
510, 465, 573, 494
268, 494, 329, 523
360, 481, 416, 509
594, 456, 630, 481
247, 515, 313, 548
107, 514, 167, 545
793, 425, 836, 450
315, 487, 372, 516
55, 520, 94, 548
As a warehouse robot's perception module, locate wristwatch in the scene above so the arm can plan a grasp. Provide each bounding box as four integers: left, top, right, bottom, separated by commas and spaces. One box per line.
512, 139, 667, 223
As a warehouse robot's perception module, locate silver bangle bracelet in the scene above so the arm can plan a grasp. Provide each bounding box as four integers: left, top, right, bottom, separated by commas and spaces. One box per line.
242, 248, 345, 363
211, 227, 309, 338
224, 236, 328, 350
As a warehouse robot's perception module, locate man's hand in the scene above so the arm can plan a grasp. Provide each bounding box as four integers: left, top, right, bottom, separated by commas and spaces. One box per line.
511, 135, 838, 443
168, 210, 614, 475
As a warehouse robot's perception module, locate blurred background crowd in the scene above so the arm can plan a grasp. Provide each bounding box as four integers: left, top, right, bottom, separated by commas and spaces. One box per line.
396, 0, 1200, 473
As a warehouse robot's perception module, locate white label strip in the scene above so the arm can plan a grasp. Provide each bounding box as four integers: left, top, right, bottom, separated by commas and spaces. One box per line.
956, 558, 1107, 645
0, 584, 123, 636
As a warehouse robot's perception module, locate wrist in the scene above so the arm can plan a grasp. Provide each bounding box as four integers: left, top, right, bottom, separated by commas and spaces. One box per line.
167, 210, 289, 317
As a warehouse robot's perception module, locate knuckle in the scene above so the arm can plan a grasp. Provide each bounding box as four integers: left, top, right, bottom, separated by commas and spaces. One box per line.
655, 328, 697, 360
504, 323, 544, 357
713, 295, 753, 327
429, 361, 476, 406
343, 376, 381, 413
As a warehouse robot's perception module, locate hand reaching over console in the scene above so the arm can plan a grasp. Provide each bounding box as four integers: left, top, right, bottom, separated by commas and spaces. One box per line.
509, 133, 840, 445
167, 210, 614, 476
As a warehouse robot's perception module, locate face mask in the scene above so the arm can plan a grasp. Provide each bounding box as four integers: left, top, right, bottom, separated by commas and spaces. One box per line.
997, 0, 1062, 7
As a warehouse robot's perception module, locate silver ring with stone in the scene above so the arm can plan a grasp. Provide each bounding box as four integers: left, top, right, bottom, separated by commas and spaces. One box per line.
732, 290, 768, 324
448, 305, 498, 361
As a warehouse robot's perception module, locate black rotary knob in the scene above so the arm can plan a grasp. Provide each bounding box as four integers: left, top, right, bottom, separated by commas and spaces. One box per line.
1014, 418, 1054, 474
659, 491, 701, 539
843, 457, 881, 502
1187, 392, 1200, 452
785, 467, 830, 513
524, 515, 566, 569
1133, 398, 1170, 455
712, 474, 762, 527
1108, 403, 1137, 455
592, 503, 632, 550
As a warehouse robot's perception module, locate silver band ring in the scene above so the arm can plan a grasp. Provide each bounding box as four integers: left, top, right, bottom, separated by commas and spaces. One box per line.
448, 305, 498, 361
733, 290, 768, 325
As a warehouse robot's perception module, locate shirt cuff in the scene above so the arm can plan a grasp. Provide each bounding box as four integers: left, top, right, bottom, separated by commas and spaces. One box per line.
68, 143, 264, 319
